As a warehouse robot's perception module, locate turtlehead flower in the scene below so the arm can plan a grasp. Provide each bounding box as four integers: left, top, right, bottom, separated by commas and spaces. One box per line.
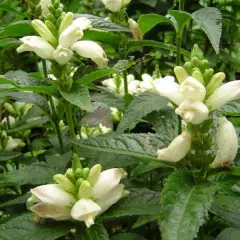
78, 124, 111, 139
28, 166, 128, 228
17, 36, 55, 60
139, 74, 155, 92
4, 136, 25, 151
110, 107, 123, 122
73, 18, 92, 31
157, 131, 191, 162
53, 47, 73, 65
71, 41, 108, 68
175, 100, 209, 125
128, 18, 143, 40
101, 0, 131, 12
206, 81, 240, 111
210, 117, 238, 168
1, 116, 16, 128
38, 0, 51, 18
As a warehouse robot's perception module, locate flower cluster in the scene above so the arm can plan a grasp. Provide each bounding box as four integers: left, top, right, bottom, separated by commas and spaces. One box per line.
28, 165, 128, 227
100, 0, 131, 12
156, 56, 240, 167
17, 5, 108, 67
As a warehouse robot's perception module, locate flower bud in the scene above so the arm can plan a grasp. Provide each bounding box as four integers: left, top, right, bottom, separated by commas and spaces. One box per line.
23, 129, 31, 138
47, 13, 57, 23
191, 57, 201, 67
65, 168, 76, 183
206, 72, 226, 97
184, 62, 192, 73
191, 69, 204, 85
128, 18, 143, 40
4, 137, 25, 151
78, 180, 92, 199
110, 107, 123, 122
71, 41, 108, 68
53, 174, 77, 194
76, 178, 84, 188
201, 59, 209, 70
45, 20, 57, 35
191, 44, 203, 60
72, 153, 82, 172
31, 20, 57, 46
48, 4, 55, 15
4, 102, 17, 114
59, 12, 74, 34
81, 168, 90, 179
203, 68, 214, 84
75, 168, 82, 178
157, 131, 191, 162
174, 66, 188, 84
175, 100, 209, 124
210, 117, 238, 168
101, 0, 131, 12
206, 80, 240, 111
87, 164, 102, 186
55, 8, 63, 18
53, 47, 73, 65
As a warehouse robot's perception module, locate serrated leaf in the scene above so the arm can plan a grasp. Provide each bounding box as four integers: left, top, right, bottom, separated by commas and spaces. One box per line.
160, 172, 216, 240
7, 117, 49, 133
75, 14, 130, 32
78, 68, 116, 85
91, 88, 125, 111
138, 14, 173, 35
128, 40, 190, 56
0, 162, 56, 187
192, 7, 222, 54
102, 188, 160, 218
76, 223, 109, 240
132, 215, 158, 229
219, 100, 240, 116
211, 195, 240, 228
73, 133, 167, 161
216, 228, 240, 240
111, 233, 146, 240
0, 213, 72, 240
0, 92, 50, 114
0, 20, 34, 38
60, 82, 93, 111
117, 92, 169, 133
0, 192, 30, 208
145, 108, 179, 142
0, 151, 22, 161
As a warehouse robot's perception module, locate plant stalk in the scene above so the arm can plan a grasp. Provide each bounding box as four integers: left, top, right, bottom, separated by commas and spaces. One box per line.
42, 60, 64, 154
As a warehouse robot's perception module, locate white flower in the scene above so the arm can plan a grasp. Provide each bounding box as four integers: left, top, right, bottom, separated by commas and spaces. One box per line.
17, 36, 55, 60
128, 18, 143, 40
71, 41, 108, 68
157, 131, 191, 162
1, 116, 15, 127
59, 24, 83, 49
53, 47, 73, 65
102, 78, 117, 91
206, 80, 240, 111
38, 0, 51, 18
210, 117, 238, 168
29, 184, 76, 220
175, 100, 209, 124
73, 17, 92, 31
128, 80, 141, 95
4, 137, 25, 151
101, 0, 131, 12
71, 199, 101, 228
110, 107, 123, 122
139, 74, 154, 92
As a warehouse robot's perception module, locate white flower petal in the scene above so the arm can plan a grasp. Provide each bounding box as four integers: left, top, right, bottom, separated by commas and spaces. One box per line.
73, 17, 92, 31
71, 199, 101, 228
38, 0, 51, 18
53, 47, 73, 65
17, 36, 54, 60
31, 184, 76, 206
157, 131, 191, 162
101, 0, 123, 12
206, 81, 240, 111
92, 168, 127, 200
175, 100, 209, 124
5, 137, 25, 151
210, 117, 238, 168
128, 80, 141, 94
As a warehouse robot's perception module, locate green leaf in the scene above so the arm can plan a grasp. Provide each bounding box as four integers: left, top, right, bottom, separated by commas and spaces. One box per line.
102, 188, 161, 218
117, 92, 169, 133
46, 151, 73, 173
137, 14, 173, 35
192, 7, 222, 54
0, 213, 72, 240
0, 38, 20, 49
0, 4, 26, 16
111, 233, 146, 240
0, 21, 34, 38
73, 133, 167, 161
0, 151, 22, 161
75, 14, 130, 32
145, 108, 179, 142
60, 83, 93, 111
7, 117, 49, 133
0, 76, 18, 86
216, 228, 240, 240
0, 92, 50, 114
211, 195, 240, 228
132, 215, 158, 229
77, 223, 109, 240
128, 40, 190, 56
219, 100, 240, 116
0, 162, 56, 187
91, 89, 125, 111
78, 69, 116, 85
160, 172, 216, 240
0, 192, 30, 208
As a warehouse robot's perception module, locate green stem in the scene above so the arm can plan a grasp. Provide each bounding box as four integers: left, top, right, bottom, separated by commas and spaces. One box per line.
123, 70, 129, 102
176, 36, 182, 66
64, 101, 78, 156
42, 60, 64, 154
179, 0, 185, 10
